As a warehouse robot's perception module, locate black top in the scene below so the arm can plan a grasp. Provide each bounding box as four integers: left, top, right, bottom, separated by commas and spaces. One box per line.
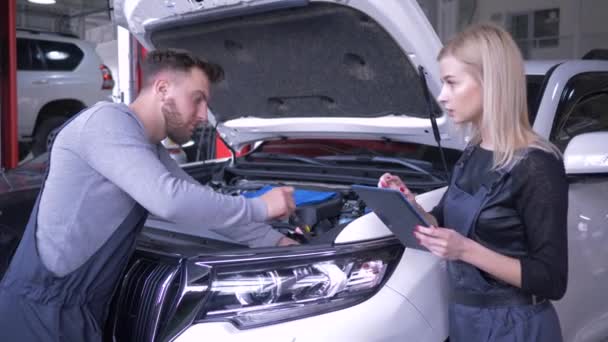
431, 146, 568, 300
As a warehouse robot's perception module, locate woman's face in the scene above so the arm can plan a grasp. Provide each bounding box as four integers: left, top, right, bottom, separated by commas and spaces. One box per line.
437, 55, 483, 125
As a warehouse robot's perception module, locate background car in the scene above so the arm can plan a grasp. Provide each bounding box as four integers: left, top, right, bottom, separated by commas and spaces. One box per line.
0, 1, 606, 341
524, 57, 608, 342
16, 29, 114, 157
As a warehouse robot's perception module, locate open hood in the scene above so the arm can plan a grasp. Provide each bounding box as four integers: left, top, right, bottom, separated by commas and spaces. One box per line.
115, 0, 464, 149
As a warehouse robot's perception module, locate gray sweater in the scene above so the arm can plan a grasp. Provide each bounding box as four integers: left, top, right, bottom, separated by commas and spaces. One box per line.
37, 102, 283, 276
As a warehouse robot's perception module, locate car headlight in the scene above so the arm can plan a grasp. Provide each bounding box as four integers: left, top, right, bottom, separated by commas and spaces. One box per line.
196, 239, 403, 328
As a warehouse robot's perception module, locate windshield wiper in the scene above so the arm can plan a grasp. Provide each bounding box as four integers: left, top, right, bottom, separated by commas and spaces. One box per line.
315, 155, 444, 182
247, 152, 329, 166
246, 151, 447, 183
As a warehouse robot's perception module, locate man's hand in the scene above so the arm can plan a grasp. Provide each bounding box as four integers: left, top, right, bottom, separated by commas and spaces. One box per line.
260, 186, 296, 220
276, 236, 300, 246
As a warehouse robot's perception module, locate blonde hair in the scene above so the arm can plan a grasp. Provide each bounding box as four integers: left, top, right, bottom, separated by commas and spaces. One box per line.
438, 24, 560, 169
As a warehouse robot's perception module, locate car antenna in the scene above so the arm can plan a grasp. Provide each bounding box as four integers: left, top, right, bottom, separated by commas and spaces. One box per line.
418, 65, 450, 181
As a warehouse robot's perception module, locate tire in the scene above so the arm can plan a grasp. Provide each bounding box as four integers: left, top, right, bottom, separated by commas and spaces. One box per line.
31, 116, 68, 156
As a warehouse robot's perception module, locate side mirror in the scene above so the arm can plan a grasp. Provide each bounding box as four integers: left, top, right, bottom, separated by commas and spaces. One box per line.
564, 132, 608, 175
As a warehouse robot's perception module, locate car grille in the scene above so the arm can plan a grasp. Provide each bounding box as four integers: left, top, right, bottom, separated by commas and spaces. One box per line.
108, 256, 181, 342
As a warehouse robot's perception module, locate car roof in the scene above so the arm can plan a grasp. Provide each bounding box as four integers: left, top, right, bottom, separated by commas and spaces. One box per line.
16, 29, 85, 44
525, 60, 568, 76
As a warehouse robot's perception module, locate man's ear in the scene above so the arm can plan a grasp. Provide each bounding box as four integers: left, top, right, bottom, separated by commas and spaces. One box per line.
153, 78, 169, 101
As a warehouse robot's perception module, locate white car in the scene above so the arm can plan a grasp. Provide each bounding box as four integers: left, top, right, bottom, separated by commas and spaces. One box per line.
16, 29, 114, 156
524, 58, 608, 342
107, 1, 608, 341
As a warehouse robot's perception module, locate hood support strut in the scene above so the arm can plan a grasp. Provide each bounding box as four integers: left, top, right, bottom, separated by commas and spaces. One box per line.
418, 65, 449, 181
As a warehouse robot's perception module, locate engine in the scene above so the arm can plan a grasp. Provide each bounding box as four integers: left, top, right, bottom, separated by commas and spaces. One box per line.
215, 180, 367, 244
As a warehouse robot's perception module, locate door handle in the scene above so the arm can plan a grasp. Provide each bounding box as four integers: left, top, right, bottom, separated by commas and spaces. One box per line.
32, 79, 49, 85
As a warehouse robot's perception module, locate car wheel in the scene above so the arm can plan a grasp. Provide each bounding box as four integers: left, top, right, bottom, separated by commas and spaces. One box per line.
31, 116, 68, 156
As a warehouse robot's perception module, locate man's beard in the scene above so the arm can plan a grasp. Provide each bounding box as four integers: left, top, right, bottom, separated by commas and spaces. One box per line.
162, 99, 191, 144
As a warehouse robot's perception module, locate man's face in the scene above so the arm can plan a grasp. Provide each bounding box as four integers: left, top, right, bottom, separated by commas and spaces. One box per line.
161, 68, 211, 144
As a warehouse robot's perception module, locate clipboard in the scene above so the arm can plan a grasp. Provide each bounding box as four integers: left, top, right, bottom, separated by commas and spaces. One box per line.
352, 184, 430, 251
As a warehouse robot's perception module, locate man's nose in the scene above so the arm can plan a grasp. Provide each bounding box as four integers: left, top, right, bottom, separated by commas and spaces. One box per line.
198, 104, 208, 124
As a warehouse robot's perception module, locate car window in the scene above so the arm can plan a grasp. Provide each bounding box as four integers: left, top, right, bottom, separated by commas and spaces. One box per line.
526, 75, 545, 124
16, 38, 44, 71
16, 38, 30, 70
553, 92, 608, 151
551, 72, 608, 151
36, 40, 84, 71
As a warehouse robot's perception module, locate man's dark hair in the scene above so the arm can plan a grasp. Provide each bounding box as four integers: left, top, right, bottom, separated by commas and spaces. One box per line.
141, 48, 224, 87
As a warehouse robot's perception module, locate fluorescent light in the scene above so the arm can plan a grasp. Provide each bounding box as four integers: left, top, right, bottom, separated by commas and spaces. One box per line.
28, 0, 56, 4
45, 51, 69, 60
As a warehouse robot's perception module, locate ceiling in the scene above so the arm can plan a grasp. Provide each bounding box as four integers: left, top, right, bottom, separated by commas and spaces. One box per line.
16, 0, 113, 35
17, 0, 111, 17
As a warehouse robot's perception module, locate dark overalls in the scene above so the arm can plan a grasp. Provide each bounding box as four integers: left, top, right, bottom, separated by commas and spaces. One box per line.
0, 112, 148, 341
444, 147, 563, 341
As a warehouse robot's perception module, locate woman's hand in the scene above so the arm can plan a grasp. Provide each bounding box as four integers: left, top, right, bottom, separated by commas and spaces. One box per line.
414, 225, 470, 260
378, 173, 416, 202
378, 173, 439, 227
414, 225, 523, 288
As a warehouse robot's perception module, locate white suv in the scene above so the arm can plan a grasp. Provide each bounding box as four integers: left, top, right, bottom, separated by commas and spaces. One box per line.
16, 29, 114, 156
106, 1, 608, 341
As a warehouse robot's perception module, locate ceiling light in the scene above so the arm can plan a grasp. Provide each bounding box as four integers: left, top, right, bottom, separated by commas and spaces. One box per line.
46, 51, 69, 60
28, 0, 56, 4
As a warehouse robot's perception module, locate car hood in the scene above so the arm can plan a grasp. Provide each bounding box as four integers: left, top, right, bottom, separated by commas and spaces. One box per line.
114, 0, 464, 150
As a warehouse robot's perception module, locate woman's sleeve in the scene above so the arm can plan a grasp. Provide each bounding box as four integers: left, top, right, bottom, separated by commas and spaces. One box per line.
516, 150, 569, 300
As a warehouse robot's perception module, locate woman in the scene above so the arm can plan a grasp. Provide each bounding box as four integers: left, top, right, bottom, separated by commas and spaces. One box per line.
379, 24, 568, 341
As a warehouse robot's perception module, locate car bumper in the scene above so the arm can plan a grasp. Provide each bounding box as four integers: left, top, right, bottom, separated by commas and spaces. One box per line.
173, 284, 438, 342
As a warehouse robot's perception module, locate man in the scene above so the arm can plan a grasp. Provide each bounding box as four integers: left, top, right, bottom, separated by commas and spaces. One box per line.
0, 49, 297, 341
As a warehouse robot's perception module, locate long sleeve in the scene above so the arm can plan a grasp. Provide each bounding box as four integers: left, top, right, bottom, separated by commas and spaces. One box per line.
156, 145, 284, 246
80, 107, 269, 230
157, 144, 200, 185
515, 150, 569, 300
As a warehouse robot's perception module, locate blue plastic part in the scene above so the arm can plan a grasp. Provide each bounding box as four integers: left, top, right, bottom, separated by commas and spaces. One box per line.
243, 185, 336, 206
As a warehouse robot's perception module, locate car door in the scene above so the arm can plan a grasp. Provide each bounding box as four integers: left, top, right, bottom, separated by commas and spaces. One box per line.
543, 66, 608, 342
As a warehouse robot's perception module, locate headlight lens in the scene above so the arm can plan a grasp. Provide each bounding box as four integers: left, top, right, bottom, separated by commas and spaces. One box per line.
196, 241, 403, 328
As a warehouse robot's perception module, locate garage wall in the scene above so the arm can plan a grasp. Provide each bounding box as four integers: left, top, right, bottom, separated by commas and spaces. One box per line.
474, 0, 608, 59
577, 0, 608, 58
16, 12, 62, 33
424, 0, 608, 59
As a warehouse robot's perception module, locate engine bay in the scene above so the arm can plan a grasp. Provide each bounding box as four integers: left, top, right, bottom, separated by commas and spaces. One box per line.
213, 179, 369, 245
